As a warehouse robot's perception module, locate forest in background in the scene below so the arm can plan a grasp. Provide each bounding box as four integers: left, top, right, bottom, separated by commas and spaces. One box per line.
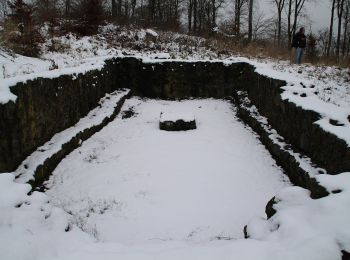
0, 0, 349, 66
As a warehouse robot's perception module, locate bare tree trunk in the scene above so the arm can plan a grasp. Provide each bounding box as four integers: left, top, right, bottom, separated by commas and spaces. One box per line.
188, 0, 193, 32
336, 0, 345, 57
157, 0, 162, 23
293, 0, 297, 33
248, 0, 253, 42
207, 1, 211, 30
117, 0, 122, 19
342, 0, 349, 55
212, 0, 216, 28
287, 0, 293, 45
124, 1, 129, 19
131, 0, 136, 19
277, 14, 282, 45
274, 0, 285, 46
193, 0, 197, 33
140, 0, 144, 21
198, 0, 202, 32
111, 0, 116, 19
234, 0, 240, 37
327, 0, 336, 56
292, 0, 306, 35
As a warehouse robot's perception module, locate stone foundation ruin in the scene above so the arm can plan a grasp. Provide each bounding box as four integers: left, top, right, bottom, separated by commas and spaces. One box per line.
0, 57, 348, 196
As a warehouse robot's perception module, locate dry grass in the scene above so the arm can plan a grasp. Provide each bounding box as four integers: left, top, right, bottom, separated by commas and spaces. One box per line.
212, 36, 350, 68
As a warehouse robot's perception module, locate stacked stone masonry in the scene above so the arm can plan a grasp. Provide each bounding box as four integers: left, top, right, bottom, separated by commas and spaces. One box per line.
0, 57, 349, 189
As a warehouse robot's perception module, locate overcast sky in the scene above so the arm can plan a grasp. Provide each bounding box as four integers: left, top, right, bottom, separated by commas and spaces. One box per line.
259, 0, 331, 32
218, 0, 332, 33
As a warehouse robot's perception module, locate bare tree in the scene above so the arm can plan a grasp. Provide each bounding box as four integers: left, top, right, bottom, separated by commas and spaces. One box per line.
327, 0, 336, 56
211, 0, 225, 29
292, 0, 306, 35
248, 0, 253, 42
187, 0, 223, 34
286, 0, 293, 45
317, 28, 330, 56
336, 0, 346, 57
188, 0, 193, 31
252, 8, 273, 40
193, 0, 197, 31
272, 0, 285, 45
342, 0, 350, 55
233, 0, 247, 38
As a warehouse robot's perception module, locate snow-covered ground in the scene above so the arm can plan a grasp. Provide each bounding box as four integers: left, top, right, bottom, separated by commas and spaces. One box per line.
45, 98, 289, 244
1, 98, 350, 260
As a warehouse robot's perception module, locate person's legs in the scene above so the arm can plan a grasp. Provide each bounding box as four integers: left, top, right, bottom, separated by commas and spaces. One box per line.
298, 48, 304, 64
295, 48, 305, 64
295, 48, 300, 64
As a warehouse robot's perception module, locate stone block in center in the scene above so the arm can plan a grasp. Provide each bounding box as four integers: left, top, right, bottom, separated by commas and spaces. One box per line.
159, 112, 197, 131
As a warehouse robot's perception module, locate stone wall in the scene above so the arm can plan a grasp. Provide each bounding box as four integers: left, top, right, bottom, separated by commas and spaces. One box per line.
240, 70, 350, 175
109, 57, 350, 175
111, 57, 245, 98
0, 60, 118, 172
1, 57, 349, 181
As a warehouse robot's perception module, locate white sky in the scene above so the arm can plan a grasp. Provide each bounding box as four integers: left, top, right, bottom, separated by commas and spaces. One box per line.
259, 0, 331, 32
218, 0, 332, 33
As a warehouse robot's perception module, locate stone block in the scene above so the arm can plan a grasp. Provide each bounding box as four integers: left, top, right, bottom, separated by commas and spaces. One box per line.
159, 112, 196, 131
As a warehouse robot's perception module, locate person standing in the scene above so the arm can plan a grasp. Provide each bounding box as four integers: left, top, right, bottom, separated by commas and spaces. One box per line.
292, 27, 307, 64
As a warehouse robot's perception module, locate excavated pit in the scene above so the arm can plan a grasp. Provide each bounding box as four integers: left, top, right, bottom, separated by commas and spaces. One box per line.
1, 57, 349, 195
1, 56, 349, 259
1, 57, 350, 257
45, 98, 290, 243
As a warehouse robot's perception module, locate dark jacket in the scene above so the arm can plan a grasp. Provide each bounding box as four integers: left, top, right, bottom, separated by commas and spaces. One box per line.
292, 32, 307, 48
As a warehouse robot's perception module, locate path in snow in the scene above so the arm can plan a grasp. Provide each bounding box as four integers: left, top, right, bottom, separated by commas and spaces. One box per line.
45, 98, 289, 245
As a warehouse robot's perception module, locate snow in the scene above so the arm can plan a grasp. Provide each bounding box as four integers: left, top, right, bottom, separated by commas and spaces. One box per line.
45, 98, 289, 244
237, 91, 326, 177
0, 173, 92, 260
160, 111, 195, 122
0, 54, 114, 103
0, 51, 49, 102
14, 89, 130, 183
0, 34, 120, 103
0, 98, 349, 259
247, 172, 350, 258
145, 29, 159, 37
